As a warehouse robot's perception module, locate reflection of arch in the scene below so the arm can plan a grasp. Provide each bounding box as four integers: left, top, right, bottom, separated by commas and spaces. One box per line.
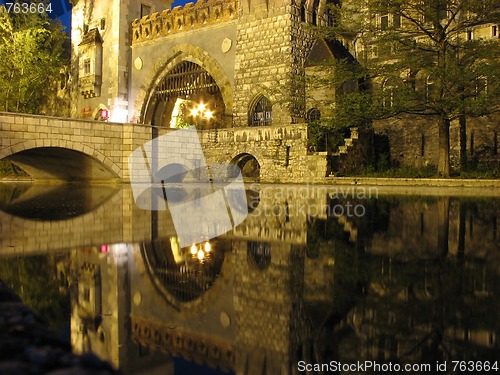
142, 238, 226, 304
136, 43, 233, 126
155, 163, 189, 183
247, 241, 271, 271
0, 183, 119, 220
230, 153, 260, 180
249, 95, 272, 126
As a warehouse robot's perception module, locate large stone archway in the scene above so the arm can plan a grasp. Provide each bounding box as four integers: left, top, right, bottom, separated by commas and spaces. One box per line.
2, 140, 121, 181
133, 44, 233, 128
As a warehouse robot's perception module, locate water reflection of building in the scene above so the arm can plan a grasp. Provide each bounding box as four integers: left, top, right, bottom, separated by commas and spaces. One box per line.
70, 244, 173, 375
68, 188, 499, 373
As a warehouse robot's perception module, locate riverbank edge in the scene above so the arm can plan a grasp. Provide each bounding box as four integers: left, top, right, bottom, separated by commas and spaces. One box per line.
2, 176, 500, 188
0, 280, 120, 374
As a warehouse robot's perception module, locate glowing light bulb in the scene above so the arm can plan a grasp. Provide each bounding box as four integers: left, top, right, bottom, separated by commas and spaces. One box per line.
198, 103, 206, 112
190, 108, 199, 117
204, 110, 213, 120
197, 250, 205, 260
204, 242, 211, 252
190, 244, 197, 255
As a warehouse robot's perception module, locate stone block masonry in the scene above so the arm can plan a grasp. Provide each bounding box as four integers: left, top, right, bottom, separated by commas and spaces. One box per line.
131, 0, 238, 44
233, 3, 316, 128
0, 113, 328, 183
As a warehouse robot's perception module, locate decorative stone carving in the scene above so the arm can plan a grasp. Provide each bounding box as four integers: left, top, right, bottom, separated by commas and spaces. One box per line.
221, 37, 232, 53
131, 0, 238, 44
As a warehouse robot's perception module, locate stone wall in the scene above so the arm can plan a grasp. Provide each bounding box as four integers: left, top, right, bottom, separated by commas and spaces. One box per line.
373, 112, 500, 170
232, 239, 302, 375
0, 113, 329, 183
233, 3, 299, 127
0, 112, 154, 181
200, 123, 328, 182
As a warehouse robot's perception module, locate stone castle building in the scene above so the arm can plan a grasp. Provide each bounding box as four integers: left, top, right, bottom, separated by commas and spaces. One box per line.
70, 0, 499, 172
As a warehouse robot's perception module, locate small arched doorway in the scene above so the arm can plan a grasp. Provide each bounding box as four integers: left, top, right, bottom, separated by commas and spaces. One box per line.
143, 61, 226, 129
229, 153, 260, 181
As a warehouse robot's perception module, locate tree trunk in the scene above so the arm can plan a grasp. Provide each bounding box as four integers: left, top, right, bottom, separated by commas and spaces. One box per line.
457, 200, 466, 260
437, 197, 450, 256
459, 114, 467, 171
438, 117, 450, 177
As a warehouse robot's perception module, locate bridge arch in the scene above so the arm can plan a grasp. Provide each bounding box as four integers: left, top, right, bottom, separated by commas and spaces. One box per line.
151, 156, 198, 183
2, 139, 122, 180
134, 43, 233, 127
230, 153, 261, 180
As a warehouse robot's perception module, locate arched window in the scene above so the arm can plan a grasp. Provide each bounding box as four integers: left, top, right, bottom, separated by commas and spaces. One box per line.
306, 108, 321, 123
249, 95, 272, 126
382, 78, 397, 108
312, 0, 320, 25
475, 76, 488, 97
426, 75, 435, 100
300, 4, 306, 22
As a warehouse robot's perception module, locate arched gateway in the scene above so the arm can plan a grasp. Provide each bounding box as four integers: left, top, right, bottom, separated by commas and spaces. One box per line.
142, 60, 226, 130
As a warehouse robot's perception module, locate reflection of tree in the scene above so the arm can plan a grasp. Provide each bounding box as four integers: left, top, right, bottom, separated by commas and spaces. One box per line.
342, 255, 500, 365
0, 255, 70, 332
300, 196, 500, 368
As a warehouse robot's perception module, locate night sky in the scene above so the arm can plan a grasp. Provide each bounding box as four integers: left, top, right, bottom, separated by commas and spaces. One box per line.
0, 0, 207, 33
56, 0, 201, 32
172, 0, 192, 7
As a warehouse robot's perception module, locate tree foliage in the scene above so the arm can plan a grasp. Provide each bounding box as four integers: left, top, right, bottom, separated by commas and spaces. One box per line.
0, 2, 68, 115
321, 0, 500, 176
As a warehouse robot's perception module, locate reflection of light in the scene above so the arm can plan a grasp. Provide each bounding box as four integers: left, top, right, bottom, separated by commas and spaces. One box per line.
171, 237, 183, 264
197, 250, 205, 260
187, 241, 213, 261
100, 244, 108, 253
190, 244, 197, 255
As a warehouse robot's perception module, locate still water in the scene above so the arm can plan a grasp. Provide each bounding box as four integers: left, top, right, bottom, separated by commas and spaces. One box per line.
0, 183, 499, 374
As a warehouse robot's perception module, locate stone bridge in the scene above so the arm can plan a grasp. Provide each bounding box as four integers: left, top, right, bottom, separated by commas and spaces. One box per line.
0, 112, 327, 183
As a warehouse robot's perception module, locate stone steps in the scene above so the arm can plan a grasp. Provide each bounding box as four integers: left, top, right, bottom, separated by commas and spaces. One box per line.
336, 215, 358, 243
332, 127, 359, 157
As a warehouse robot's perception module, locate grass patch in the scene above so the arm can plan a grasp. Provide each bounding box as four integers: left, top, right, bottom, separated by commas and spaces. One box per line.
350, 165, 438, 178
0, 160, 29, 177
454, 168, 499, 179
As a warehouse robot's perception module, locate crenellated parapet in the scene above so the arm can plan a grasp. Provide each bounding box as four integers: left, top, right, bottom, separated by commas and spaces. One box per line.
131, 0, 238, 45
